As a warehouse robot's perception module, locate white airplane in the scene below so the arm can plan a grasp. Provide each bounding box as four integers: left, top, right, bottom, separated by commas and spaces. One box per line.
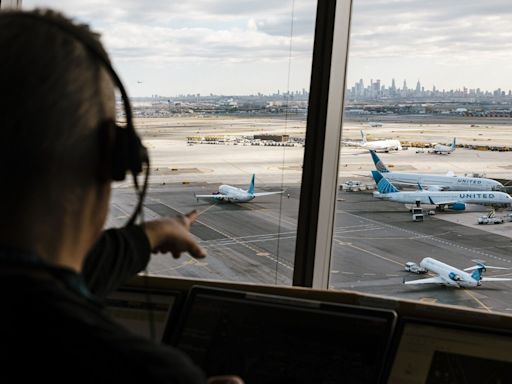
343, 130, 402, 152
195, 174, 283, 203
432, 138, 456, 154
404, 257, 511, 288
371, 171, 512, 211
370, 150, 504, 191
368, 122, 383, 127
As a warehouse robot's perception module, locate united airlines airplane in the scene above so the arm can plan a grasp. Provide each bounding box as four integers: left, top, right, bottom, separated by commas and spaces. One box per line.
371, 171, 512, 210
343, 130, 402, 152
370, 150, 504, 191
405, 257, 511, 287
432, 138, 456, 154
195, 174, 283, 203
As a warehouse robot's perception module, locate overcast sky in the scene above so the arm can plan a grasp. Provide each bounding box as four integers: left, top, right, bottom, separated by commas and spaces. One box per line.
23, 0, 512, 96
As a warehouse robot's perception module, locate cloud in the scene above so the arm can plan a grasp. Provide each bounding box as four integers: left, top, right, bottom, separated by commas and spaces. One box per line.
350, 0, 512, 60
24, 0, 316, 64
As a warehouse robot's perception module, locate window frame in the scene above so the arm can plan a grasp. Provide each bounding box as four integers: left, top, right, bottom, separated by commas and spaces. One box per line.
294, 0, 353, 289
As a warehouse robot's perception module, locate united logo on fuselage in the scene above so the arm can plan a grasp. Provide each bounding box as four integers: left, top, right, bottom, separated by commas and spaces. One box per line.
458, 193, 495, 199
457, 178, 482, 184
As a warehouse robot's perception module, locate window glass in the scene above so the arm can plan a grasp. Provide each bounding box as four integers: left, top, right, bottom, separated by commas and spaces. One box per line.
333, 0, 512, 314
24, 0, 317, 285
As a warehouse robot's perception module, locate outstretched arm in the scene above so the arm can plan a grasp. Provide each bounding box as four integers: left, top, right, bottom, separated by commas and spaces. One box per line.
83, 210, 205, 298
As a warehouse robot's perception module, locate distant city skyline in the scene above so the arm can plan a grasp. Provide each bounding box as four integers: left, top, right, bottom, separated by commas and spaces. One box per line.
346, 78, 512, 100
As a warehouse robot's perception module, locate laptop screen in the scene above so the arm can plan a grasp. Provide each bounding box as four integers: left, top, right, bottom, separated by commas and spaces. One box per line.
166, 287, 397, 384
386, 320, 512, 384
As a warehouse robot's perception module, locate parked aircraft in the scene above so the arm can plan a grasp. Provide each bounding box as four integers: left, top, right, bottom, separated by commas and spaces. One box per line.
370, 150, 504, 191
368, 122, 383, 127
371, 171, 512, 210
195, 174, 283, 203
404, 257, 511, 287
343, 130, 402, 152
432, 138, 456, 154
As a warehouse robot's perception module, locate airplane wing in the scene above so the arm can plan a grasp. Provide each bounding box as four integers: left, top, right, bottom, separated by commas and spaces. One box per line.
252, 191, 284, 197
425, 185, 446, 191
342, 140, 363, 147
404, 276, 447, 285
195, 194, 226, 200
481, 277, 512, 282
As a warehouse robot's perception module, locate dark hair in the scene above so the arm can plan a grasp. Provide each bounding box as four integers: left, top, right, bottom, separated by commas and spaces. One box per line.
0, 9, 114, 194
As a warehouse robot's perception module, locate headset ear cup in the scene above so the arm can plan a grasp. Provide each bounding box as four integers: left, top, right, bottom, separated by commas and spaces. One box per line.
111, 124, 147, 181
111, 125, 130, 181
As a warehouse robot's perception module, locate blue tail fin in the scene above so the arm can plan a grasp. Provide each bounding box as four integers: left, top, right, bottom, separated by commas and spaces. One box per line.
248, 174, 255, 194
471, 268, 483, 281
370, 150, 389, 173
371, 171, 399, 193
471, 263, 486, 281
452, 138, 456, 150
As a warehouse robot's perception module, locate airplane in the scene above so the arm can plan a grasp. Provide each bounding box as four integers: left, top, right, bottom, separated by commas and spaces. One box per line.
369, 150, 504, 191
368, 122, 383, 127
343, 130, 402, 152
404, 257, 512, 288
371, 170, 512, 211
432, 138, 456, 154
195, 174, 283, 203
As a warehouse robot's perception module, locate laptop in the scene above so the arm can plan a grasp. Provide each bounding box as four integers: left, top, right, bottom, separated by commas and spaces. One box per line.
384, 318, 512, 384
165, 286, 397, 384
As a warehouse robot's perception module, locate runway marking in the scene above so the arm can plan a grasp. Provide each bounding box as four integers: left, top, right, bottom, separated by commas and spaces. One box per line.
339, 210, 512, 264
333, 239, 404, 267
148, 198, 294, 271
464, 289, 492, 313
244, 205, 298, 228
196, 201, 219, 217
150, 258, 213, 274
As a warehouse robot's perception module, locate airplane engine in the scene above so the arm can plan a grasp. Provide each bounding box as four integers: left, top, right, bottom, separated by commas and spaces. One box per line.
450, 202, 466, 211
449, 272, 461, 281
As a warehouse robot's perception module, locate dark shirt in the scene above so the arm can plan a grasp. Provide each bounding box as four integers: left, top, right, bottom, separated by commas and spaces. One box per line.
0, 230, 205, 383
83, 225, 151, 298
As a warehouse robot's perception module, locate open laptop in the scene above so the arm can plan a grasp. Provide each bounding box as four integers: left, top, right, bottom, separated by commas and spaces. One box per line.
164, 286, 397, 384
384, 318, 512, 384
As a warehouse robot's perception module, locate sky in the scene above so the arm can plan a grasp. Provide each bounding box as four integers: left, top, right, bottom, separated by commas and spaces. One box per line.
23, 0, 512, 97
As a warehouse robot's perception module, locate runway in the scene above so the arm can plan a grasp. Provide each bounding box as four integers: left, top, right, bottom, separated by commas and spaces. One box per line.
108, 181, 512, 314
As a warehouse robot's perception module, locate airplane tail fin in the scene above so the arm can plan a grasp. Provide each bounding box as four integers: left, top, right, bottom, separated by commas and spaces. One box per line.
452, 137, 456, 150
371, 170, 399, 193
360, 130, 367, 143
248, 174, 255, 194
370, 150, 389, 172
470, 266, 484, 281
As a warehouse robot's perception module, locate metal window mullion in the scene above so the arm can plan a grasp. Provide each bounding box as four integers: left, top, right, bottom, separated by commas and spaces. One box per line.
312, 0, 352, 289
293, 0, 352, 288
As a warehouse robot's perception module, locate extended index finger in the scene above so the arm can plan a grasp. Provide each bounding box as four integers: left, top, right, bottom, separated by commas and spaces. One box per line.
184, 209, 199, 225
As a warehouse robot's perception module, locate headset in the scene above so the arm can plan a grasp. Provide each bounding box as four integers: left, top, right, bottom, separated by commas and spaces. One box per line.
2, 11, 150, 226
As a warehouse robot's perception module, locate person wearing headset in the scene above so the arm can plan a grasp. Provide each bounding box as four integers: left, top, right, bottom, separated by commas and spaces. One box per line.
0, 9, 242, 384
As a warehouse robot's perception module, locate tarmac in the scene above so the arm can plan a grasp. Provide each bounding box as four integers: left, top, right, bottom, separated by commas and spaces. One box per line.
106, 116, 512, 314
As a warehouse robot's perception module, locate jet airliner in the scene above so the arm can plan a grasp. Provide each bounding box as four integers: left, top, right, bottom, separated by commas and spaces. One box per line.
370, 150, 504, 191
371, 171, 512, 210
432, 138, 456, 154
343, 130, 402, 152
195, 174, 283, 203
405, 257, 511, 288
